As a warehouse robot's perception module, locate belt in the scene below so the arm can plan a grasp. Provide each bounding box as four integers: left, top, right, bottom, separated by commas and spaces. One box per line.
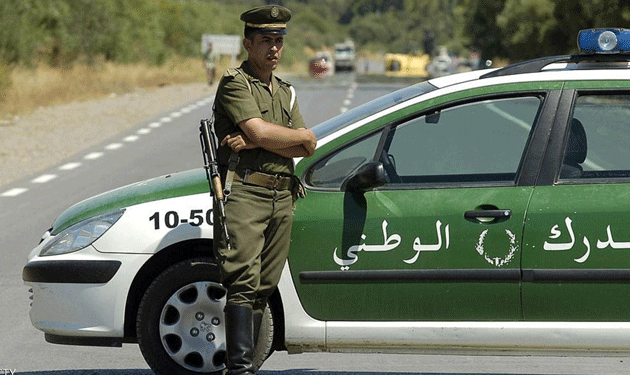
236, 169, 292, 190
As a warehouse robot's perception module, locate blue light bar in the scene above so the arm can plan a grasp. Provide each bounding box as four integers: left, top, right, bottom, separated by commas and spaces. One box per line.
578, 28, 630, 53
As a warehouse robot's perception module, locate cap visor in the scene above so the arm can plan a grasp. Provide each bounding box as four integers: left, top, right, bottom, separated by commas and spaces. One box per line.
255, 28, 287, 35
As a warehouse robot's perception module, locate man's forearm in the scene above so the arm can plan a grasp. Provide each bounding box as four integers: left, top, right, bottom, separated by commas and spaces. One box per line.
262, 143, 312, 158
238, 118, 315, 151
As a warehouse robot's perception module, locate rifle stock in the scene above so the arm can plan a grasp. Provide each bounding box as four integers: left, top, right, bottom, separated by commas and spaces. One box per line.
199, 118, 231, 250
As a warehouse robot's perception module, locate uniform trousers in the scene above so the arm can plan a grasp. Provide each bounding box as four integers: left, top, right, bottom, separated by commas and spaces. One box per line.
214, 180, 293, 315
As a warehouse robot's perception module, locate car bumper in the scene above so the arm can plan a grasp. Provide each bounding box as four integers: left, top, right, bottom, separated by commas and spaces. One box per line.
23, 245, 150, 343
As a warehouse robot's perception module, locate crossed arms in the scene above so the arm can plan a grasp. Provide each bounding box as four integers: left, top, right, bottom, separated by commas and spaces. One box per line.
221, 117, 317, 158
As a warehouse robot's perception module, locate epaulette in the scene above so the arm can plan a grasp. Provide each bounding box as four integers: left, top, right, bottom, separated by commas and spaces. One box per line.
223, 68, 252, 93
224, 68, 240, 78
276, 75, 292, 88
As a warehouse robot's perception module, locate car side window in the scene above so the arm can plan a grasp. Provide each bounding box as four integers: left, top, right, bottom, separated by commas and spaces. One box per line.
307, 131, 382, 188
559, 94, 630, 181
382, 96, 542, 185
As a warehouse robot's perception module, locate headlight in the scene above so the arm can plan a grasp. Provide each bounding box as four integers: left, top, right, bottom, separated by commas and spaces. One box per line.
39, 210, 125, 256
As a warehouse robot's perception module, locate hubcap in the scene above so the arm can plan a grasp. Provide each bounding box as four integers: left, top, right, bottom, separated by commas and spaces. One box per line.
159, 281, 227, 372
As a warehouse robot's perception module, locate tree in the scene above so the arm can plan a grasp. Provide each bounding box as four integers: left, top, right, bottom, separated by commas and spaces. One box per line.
496, 0, 557, 59
455, 0, 505, 59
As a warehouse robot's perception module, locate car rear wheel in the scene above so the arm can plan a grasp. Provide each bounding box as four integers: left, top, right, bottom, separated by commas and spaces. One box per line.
136, 257, 274, 375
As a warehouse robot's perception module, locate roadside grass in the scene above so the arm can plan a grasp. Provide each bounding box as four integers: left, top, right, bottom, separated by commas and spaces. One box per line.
0, 54, 310, 124
0, 56, 216, 121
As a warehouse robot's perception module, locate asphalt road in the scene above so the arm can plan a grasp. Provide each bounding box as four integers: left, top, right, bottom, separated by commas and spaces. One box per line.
2, 73, 630, 375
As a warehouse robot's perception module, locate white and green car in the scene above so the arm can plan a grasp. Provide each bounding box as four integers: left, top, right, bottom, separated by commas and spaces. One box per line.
24, 29, 630, 375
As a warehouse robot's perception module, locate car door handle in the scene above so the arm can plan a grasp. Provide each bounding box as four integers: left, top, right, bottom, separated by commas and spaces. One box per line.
464, 209, 512, 224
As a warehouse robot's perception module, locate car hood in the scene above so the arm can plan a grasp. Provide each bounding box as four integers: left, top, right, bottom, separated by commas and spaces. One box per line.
51, 169, 210, 235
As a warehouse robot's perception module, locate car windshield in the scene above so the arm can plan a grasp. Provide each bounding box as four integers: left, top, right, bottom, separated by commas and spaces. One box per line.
311, 81, 437, 140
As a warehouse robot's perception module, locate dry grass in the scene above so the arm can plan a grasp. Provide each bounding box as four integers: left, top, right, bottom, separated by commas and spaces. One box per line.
0, 53, 309, 123
0, 56, 215, 119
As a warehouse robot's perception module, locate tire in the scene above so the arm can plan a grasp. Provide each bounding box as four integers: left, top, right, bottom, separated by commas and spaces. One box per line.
136, 258, 274, 375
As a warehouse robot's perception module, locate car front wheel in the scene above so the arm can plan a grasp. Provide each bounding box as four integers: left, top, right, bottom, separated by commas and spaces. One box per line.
136, 257, 273, 375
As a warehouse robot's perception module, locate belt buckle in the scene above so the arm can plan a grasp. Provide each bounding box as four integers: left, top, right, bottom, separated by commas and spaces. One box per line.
270, 174, 280, 189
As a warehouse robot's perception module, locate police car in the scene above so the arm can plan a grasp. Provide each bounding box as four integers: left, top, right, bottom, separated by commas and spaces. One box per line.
23, 29, 630, 375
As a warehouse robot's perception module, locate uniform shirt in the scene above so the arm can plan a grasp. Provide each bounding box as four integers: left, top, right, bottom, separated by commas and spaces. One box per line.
213, 61, 307, 176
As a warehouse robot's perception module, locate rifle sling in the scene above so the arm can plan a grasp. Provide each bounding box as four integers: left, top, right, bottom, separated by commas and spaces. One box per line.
223, 151, 239, 198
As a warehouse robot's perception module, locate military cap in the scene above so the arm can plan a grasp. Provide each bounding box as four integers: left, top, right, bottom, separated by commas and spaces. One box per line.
240, 5, 292, 35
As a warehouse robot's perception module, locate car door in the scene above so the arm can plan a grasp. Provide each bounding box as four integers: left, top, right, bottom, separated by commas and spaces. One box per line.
290, 85, 560, 322
523, 85, 630, 321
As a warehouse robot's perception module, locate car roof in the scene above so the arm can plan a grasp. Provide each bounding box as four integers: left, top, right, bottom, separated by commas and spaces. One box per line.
428, 54, 630, 90
428, 69, 493, 89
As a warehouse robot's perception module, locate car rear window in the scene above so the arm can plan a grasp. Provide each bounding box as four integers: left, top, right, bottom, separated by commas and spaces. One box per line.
559, 93, 630, 181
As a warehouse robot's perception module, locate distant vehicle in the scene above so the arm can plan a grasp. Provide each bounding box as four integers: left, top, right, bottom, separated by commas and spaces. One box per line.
334, 40, 355, 72
309, 51, 332, 78
427, 46, 454, 78
385, 53, 431, 78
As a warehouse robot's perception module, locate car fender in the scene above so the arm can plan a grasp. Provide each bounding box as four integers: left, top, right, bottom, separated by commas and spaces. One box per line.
93, 193, 214, 254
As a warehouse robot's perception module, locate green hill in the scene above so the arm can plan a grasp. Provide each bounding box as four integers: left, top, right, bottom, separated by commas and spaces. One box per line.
2, 0, 630, 86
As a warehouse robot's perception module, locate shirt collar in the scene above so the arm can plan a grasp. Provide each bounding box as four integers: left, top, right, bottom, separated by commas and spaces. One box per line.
240, 61, 280, 94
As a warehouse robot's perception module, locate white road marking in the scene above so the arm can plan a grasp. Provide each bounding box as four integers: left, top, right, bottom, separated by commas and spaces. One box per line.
105, 143, 123, 150
149, 122, 161, 128
339, 81, 356, 114
485, 103, 531, 132
84, 152, 103, 160
137, 128, 151, 135
124, 135, 139, 142
32, 174, 57, 184
2, 188, 27, 197
160, 117, 172, 123
59, 162, 82, 171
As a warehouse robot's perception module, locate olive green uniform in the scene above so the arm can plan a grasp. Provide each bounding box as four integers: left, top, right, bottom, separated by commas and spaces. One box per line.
213, 61, 306, 314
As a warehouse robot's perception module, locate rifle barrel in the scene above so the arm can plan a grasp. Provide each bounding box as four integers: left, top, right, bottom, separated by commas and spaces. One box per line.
199, 118, 232, 250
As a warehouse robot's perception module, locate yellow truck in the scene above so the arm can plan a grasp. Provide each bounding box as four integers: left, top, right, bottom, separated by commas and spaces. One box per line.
385, 53, 430, 78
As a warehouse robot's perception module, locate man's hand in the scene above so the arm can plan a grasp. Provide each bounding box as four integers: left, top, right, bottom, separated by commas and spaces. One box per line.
298, 128, 317, 156
221, 132, 256, 153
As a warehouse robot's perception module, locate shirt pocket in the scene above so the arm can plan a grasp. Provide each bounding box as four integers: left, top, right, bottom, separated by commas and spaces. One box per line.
257, 102, 272, 123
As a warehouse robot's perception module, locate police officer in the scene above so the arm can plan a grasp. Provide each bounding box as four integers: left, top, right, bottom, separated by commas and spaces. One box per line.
212, 5, 316, 375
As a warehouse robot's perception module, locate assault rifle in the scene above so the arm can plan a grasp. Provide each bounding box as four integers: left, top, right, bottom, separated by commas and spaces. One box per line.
199, 118, 231, 251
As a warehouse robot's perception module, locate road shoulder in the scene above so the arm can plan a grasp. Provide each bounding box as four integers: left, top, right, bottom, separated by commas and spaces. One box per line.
0, 82, 214, 187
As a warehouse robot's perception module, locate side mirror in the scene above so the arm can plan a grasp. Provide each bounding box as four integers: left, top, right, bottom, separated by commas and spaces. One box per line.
341, 161, 387, 192
425, 110, 440, 124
